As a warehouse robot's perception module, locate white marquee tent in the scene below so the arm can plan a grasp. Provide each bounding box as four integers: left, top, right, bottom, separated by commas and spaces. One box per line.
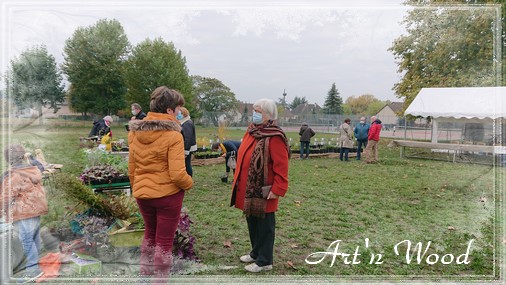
405, 87, 506, 121
404, 87, 506, 144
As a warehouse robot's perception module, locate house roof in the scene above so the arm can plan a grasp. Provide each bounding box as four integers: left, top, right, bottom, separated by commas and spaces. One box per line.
404, 87, 506, 120
237, 102, 254, 115
388, 102, 404, 114
377, 101, 404, 115
291, 103, 321, 115
280, 108, 295, 118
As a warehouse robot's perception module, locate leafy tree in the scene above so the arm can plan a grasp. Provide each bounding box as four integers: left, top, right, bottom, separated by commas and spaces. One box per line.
289, 96, 308, 109
344, 94, 381, 115
192, 75, 238, 126
366, 100, 387, 116
322, 83, 343, 114
390, 1, 500, 111
6, 45, 65, 122
62, 19, 130, 116
125, 37, 195, 117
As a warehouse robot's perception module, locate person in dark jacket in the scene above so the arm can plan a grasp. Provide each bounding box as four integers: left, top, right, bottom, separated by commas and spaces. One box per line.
212, 140, 241, 180
178, 107, 197, 177
88, 115, 113, 138
353, 116, 370, 160
131, 103, 147, 120
299, 122, 315, 159
364, 116, 382, 164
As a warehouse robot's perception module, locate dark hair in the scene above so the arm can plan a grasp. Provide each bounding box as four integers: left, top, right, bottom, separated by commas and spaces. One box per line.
149, 86, 185, 113
211, 142, 221, 151
344, 118, 351, 123
4, 144, 26, 165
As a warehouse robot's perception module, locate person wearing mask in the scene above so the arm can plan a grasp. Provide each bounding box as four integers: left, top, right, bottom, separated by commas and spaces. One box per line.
212, 140, 241, 181
128, 86, 193, 279
231, 98, 290, 273
364, 116, 383, 164
339, 118, 354, 161
353, 116, 370, 161
131, 103, 147, 120
298, 122, 315, 159
178, 107, 197, 177
1, 144, 48, 283
88, 115, 113, 138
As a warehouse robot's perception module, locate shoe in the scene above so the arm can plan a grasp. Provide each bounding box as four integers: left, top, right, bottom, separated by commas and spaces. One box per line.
240, 254, 255, 263
14, 270, 44, 284
244, 263, 272, 273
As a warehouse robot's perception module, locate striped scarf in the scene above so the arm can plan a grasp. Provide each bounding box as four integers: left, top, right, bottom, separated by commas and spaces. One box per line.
243, 121, 289, 217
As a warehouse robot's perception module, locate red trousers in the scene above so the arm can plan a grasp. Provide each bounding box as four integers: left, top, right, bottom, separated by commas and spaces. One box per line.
136, 190, 184, 278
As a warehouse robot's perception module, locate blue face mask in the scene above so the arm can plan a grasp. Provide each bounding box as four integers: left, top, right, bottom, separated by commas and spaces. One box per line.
252, 111, 263, 124
176, 110, 184, 120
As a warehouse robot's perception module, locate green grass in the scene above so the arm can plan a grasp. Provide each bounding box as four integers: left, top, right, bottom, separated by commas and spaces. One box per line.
1, 122, 503, 281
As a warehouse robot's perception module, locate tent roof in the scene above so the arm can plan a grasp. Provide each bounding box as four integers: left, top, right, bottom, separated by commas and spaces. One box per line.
404, 87, 506, 120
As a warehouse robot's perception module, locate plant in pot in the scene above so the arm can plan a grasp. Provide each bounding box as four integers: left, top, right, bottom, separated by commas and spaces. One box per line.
80, 164, 129, 185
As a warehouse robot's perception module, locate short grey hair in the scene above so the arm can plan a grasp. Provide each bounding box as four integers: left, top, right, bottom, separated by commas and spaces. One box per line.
253, 98, 278, 120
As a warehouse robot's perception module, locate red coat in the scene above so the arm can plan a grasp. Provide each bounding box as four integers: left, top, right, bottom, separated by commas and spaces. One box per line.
368, 121, 382, 141
231, 132, 289, 213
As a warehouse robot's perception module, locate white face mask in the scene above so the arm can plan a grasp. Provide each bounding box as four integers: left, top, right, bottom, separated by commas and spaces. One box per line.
131, 110, 138, 116
252, 111, 263, 124
360, 121, 365, 124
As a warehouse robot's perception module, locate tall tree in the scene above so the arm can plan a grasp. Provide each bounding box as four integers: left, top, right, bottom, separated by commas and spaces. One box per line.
192, 75, 238, 126
322, 83, 343, 114
6, 45, 65, 121
62, 19, 130, 116
390, 1, 500, 111
125, 38, 195, 117
289, 96, 308, 109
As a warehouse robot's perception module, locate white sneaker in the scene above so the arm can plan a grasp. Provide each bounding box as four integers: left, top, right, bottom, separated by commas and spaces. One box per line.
244, 263, 272, 273
239, 254, 255, 263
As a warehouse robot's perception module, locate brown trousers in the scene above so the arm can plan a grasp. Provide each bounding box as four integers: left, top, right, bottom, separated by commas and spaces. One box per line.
364, 140, 379, 163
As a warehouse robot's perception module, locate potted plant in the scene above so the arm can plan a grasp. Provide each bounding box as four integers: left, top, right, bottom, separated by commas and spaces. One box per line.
80, 164, 129, 185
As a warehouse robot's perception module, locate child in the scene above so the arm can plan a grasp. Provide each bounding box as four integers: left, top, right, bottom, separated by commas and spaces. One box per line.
0, 144, 48, 282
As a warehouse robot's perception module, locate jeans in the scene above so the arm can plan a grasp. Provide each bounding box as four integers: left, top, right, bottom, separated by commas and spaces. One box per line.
13, 217, 41, 272
300, 141, 310, 158
136, 190, 185, 278
340, 147, 350, 161
246, 213, 276, 266
356, 140, 368, 160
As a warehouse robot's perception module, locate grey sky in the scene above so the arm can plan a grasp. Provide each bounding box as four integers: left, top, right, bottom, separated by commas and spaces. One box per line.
1, 0, 409, 106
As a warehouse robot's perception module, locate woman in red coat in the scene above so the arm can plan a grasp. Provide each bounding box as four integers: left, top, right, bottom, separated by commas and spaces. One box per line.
231, 98, 290, 273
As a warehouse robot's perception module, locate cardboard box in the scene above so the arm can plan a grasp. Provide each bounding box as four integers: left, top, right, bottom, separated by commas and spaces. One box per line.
70, 253, 102, 275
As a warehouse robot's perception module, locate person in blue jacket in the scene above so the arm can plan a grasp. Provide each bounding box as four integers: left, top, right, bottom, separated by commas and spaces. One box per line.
212, 140, 241, 180
353, 116, 370, 160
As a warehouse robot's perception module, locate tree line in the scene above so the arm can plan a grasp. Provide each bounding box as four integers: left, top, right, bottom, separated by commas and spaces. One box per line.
4, 0, 503, 120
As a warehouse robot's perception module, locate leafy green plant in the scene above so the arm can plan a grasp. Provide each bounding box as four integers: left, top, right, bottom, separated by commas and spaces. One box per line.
82, 148, 128, 173
52, 173, 113, 217
79, 164, 128, 185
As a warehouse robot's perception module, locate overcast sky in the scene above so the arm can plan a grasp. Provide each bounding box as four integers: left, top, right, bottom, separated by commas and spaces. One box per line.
1, 0, 410, 106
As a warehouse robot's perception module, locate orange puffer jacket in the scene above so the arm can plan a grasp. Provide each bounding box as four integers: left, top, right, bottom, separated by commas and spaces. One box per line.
0, 165, 48, 222
128, 112, 193, 199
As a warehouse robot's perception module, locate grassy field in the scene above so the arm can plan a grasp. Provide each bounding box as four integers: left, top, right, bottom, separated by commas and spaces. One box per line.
1, 121, 504, 282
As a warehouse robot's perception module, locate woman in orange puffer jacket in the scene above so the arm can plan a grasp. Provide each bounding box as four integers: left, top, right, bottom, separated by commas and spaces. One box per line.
128, 86, 193, 279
